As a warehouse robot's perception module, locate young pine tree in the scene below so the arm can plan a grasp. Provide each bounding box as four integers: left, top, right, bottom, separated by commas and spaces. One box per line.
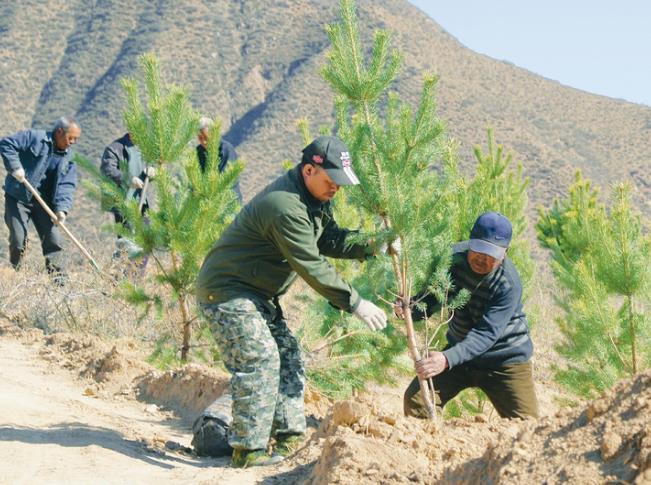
94, 53, 242, 361
323, 0, 470, 419
537, 173, 651, 397
445, 129, 533, 292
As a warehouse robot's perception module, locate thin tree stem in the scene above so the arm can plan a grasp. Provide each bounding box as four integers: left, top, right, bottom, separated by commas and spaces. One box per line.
340, 2, 436, 420
628, 295, 637, 374
310, 330, 363, 354
170, 250, 192, 361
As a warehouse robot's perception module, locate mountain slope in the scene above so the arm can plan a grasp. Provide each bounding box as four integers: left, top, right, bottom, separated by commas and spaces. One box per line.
1, 0, 649, 211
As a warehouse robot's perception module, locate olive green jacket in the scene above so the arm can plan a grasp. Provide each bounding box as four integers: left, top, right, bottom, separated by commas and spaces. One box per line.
195, 166, 372, 311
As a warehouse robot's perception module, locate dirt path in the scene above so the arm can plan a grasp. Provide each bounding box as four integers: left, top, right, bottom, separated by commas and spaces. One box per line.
0, 335, 289, 484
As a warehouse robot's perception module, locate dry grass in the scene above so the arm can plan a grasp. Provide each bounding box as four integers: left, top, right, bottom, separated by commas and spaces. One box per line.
0, 262, 157, 341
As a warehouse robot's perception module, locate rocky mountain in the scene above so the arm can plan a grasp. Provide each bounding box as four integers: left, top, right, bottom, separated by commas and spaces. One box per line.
1, 0, 650, 211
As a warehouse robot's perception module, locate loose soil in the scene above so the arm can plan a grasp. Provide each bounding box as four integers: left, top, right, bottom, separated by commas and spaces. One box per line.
1, 322, 650, 484
0, 324, 276, 484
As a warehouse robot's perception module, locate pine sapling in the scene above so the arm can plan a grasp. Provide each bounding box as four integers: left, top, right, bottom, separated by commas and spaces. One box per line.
82, 53, 242, 362
537, 173, 651, 396
323, 0, 457, 419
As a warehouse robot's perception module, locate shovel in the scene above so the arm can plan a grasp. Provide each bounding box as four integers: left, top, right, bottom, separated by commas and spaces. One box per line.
22, 178, 101, 272
138, 175, 149, 213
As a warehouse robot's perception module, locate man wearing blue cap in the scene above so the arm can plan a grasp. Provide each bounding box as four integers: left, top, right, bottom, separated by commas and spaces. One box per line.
400, 212, 538, 419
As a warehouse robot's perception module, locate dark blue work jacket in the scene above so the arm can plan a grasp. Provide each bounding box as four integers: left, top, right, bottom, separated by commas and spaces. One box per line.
0, 129, 78, 213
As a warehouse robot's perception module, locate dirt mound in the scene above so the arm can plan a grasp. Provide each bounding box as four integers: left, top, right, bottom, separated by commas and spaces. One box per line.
455, 371, 651, 484
38, 332, 151, 395
5, 324, 234, 423
7, 319, 651, 483
291, 373, 651, 484
137, 364, 230, 419
294, 399, 508, 484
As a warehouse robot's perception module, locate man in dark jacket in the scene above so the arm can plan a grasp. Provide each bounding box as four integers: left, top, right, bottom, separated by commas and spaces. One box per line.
401, 212, 538, 420
100, 132, 154, 225
196, 117, 241, 202
0, 117, 80, 274
196, 135, 392, 467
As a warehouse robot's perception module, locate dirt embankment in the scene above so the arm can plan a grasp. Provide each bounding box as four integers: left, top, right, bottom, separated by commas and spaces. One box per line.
281, 375, 651, 484
2, 321, 651, 484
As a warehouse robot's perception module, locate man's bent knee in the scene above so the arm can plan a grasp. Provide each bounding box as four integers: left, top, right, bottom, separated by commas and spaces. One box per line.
403, 377, 430, 418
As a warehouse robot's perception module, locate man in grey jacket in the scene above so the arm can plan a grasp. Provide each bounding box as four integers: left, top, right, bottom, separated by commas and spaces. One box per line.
100, 132, 154, 225
100, 132, 154, 259
0, 117, 80, 275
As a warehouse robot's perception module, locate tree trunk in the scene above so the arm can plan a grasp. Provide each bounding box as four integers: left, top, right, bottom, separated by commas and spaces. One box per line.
628, 295, 637, 375
401, 292, 437, 419
170, 251, 192, 362
179, 294, 192, 362
391, 245, 437, 421
358, 94, 438, 419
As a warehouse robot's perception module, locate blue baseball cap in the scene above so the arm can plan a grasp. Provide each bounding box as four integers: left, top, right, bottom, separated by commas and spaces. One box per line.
469, 212, 512, 260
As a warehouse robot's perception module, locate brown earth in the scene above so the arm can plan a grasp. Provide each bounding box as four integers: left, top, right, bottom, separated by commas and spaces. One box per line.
0, 323, 276, 484
0, 2, 649, 481
1, 320, 650, 484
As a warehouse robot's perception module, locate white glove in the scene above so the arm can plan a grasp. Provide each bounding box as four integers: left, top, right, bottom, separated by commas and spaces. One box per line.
12, 168, 26, 183
52, 211, 66, 225
353, 299, 388, 331
130, 176, 145, 189
145, 166, 156, 179
380, 238, 402, 257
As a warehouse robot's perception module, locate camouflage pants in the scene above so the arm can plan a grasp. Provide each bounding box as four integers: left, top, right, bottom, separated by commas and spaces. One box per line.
200, 297, 306, 450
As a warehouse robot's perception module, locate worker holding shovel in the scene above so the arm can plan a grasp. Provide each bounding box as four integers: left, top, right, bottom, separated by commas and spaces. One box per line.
0, 117, 81, 283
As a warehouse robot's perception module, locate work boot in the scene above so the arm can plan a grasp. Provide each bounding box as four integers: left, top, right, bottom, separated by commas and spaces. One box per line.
231, 449, 284, 468
273, 434, 305, 457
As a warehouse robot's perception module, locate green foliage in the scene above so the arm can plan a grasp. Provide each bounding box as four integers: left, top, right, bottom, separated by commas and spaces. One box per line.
147, 335, 183, 369
324, 0, 453, 302
443, 388, 488, 419
80, 53, 242, 361
445, 129, 534, 292
537, 172, 651, 397
300, 276, 413, 399
121, 53, 198, 166
302, 302, 412, 399
321, 1, 460, 420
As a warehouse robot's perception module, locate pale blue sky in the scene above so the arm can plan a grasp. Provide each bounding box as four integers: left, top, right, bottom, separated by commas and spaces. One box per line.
408, 1, 651, 107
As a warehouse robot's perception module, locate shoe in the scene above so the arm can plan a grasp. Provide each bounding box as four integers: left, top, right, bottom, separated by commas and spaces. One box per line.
52, 273, 68, 287
273, 434, 304, 457
231, 449, 284, 468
